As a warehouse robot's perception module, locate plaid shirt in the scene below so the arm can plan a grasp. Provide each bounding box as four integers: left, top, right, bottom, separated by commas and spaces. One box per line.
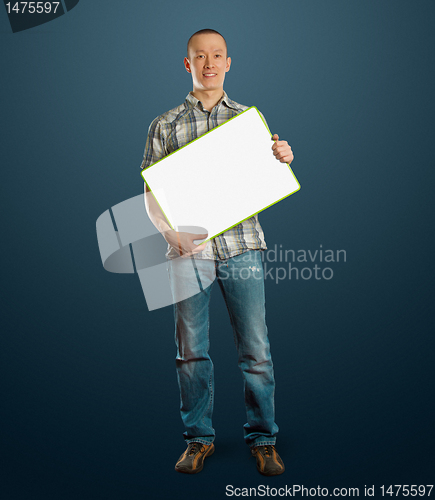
140, 91, 267, 260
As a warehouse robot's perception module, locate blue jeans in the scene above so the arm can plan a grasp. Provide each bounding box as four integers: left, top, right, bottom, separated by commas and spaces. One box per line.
167, 250, 278, 447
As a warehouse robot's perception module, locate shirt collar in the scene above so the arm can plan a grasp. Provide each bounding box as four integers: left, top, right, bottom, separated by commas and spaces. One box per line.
185, 91, 241, 112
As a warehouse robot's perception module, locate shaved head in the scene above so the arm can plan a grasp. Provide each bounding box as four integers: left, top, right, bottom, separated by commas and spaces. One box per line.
187, 29, 228, 58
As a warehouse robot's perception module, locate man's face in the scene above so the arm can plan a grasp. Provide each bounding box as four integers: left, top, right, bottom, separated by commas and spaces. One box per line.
184, 33, 231, 92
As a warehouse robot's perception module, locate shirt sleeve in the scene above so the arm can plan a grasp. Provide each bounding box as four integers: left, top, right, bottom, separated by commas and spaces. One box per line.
257, 110, 271, 134
140, 116, 166, 170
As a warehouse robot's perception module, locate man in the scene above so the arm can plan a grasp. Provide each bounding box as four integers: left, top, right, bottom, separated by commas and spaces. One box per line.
141, 29, 294, 476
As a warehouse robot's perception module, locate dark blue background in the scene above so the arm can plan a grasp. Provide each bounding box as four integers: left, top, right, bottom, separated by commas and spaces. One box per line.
1, 1, 434, 498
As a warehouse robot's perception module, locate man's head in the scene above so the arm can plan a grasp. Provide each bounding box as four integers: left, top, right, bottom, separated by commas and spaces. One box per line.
187, 29, 227, 58
184, 29, 231, 93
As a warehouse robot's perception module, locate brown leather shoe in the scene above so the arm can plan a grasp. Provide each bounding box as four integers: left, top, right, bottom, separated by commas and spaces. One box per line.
175, 442, 215, 474
251, 445, 285, 476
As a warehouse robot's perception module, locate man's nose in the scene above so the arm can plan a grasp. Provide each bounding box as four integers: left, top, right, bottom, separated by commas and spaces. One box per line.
204, 57, 214, 67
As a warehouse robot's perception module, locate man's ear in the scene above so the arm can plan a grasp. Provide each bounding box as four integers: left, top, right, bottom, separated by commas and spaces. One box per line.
184, 57, 192, 73
225, 56, 231, 73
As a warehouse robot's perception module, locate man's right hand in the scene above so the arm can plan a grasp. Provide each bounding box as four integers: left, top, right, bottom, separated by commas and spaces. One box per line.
163, 229, 208, 257
144, 187, 208, 256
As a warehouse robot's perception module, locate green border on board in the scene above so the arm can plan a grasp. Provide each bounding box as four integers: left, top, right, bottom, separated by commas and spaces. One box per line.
141, 106, 301, 243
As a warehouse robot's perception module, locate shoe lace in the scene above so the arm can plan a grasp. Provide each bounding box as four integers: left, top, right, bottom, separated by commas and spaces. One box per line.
187, 442, 203, 456
263, 445, 275, 457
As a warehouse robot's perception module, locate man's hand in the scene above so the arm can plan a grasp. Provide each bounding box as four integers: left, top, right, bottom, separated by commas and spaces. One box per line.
271, 134, 294, 164
145, 188, 208, 257
163, 229, 208, 258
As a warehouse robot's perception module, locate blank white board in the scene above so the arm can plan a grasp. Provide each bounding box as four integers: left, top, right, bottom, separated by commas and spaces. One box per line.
141, 107, 300, 242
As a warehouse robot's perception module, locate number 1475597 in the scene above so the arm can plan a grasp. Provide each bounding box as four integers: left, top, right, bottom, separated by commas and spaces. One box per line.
5, 2, 60, 14
380, 485, 433, 497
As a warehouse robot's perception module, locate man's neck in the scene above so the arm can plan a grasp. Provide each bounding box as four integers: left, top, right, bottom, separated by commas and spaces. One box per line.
191, 88, 225, 112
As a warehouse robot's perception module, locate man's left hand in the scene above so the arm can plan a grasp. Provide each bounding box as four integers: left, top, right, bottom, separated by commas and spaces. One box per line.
271, 134, 294, 164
